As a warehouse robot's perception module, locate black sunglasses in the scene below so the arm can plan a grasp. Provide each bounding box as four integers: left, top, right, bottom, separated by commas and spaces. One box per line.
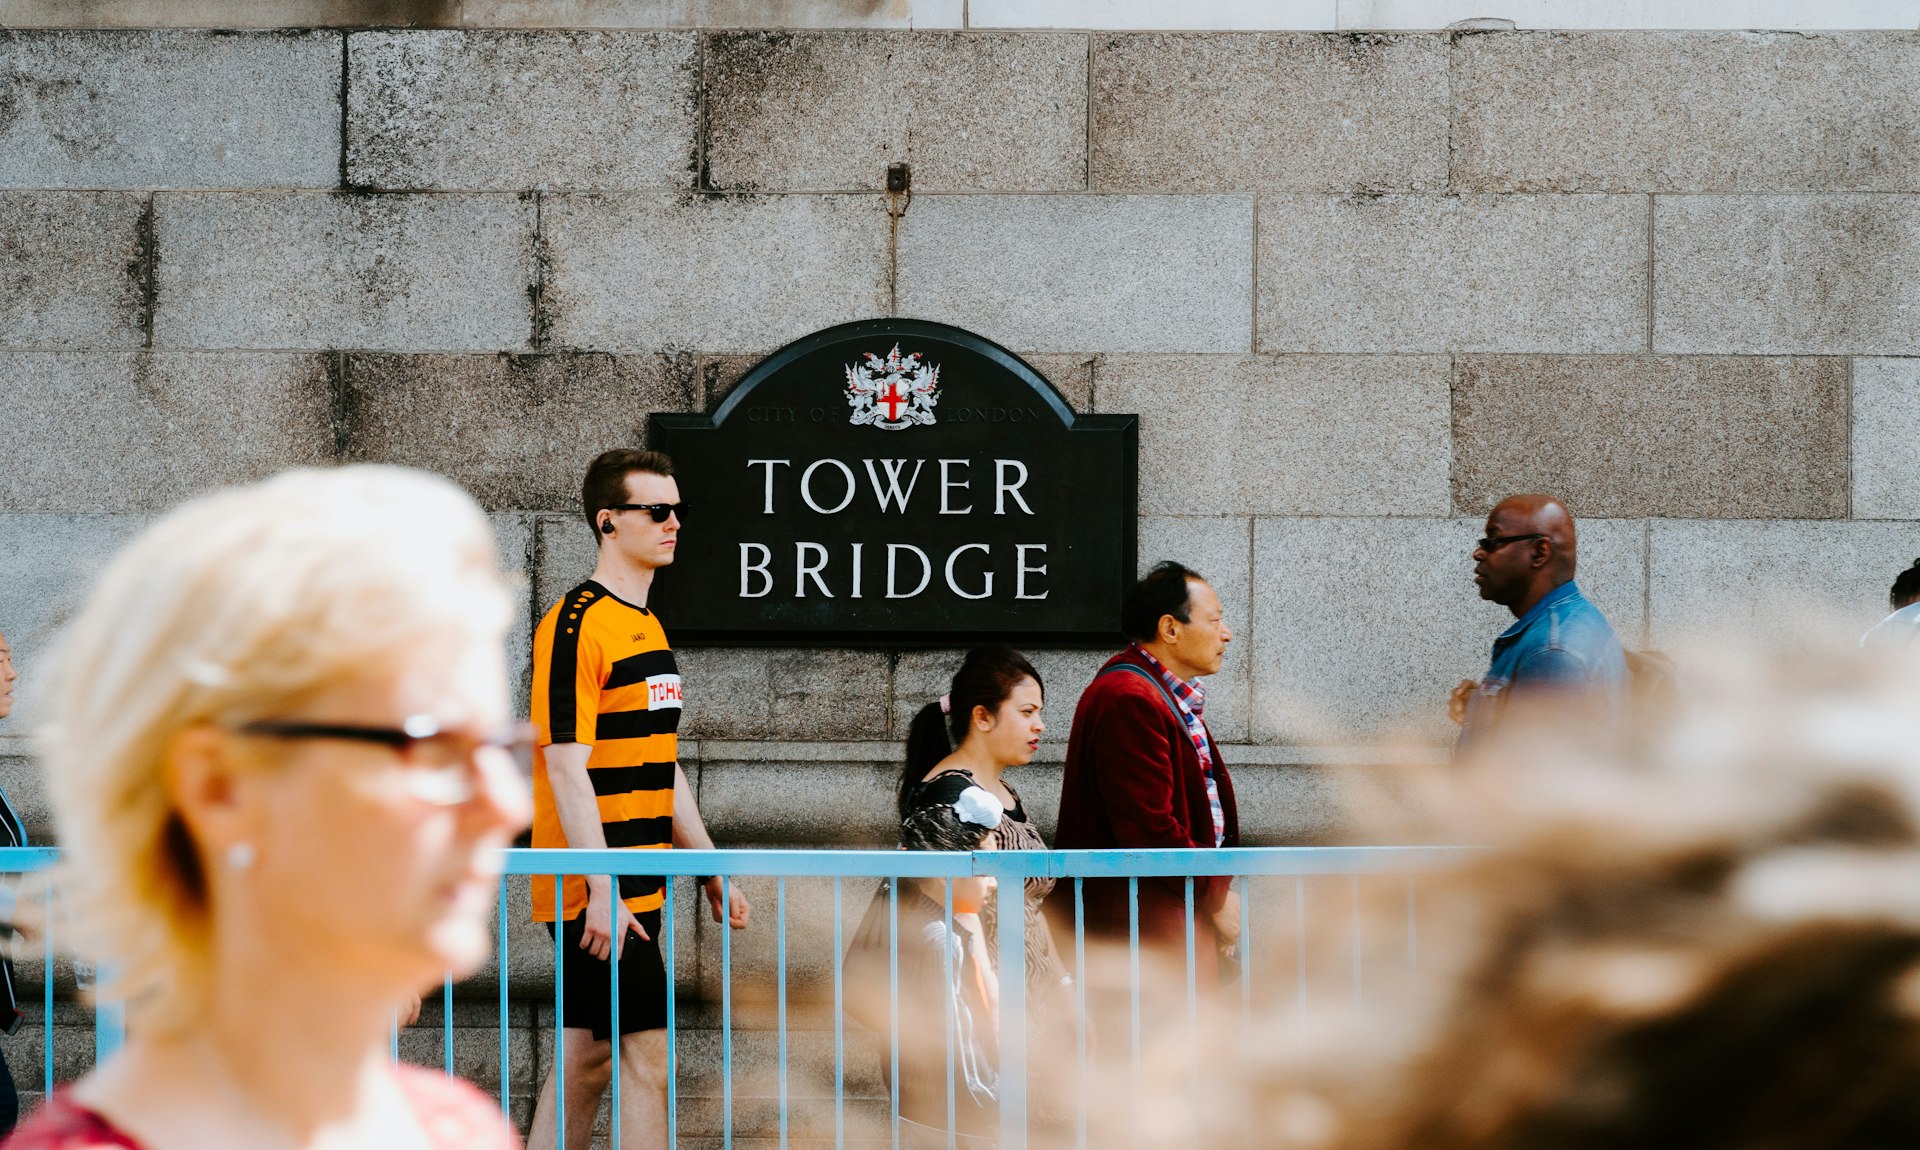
608, 502, 688, 524
1476, 532, 1545, 553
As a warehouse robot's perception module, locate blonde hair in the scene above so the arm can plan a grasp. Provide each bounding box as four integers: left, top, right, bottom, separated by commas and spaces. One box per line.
39, 466, 513, 1031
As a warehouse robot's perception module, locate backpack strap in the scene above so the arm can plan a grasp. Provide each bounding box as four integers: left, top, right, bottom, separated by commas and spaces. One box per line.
1098, 661, 1185, 727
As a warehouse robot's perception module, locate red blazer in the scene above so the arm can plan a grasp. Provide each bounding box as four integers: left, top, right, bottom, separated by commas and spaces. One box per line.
1047, 649, 1240, 973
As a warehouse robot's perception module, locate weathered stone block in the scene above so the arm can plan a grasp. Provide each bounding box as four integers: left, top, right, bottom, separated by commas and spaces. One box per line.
0, 515, 149, 725
1654, 195, 1920, 354
0, 30, 339, 188
491, 512, 535, 715
896, 194, 1254, 354
339, 353, 693, 510
544, 194, 890, 353
534, 513, 599, 615
705, 31, 1086, 193
0, 192, 145, 350
1090, 32, 1446, 193
458, 0, 921, 27
1095, 355, 1450, 516
696, 752, 899, 845
1022, 352, 1095, 413
1257, 194, 1648, 353
347, 30, 698, 190
675, 648, 892, 740
0, 352, 334, 512
1251, 517, 1646, 743
1649, 520, 1920, 646
1853, 358, 1920, 520
1451, 355, 1849, 519
154, 192, 534, 350
1454, 32, 1920, 193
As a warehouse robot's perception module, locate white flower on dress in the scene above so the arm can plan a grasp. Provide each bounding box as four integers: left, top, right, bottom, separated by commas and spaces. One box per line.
952, 786, 1005, 829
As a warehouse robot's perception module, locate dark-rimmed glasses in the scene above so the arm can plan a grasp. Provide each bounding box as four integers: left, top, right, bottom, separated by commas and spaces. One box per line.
1475, 533, 1545, 554
607, 502, 688, 524
237, 716, 535, 806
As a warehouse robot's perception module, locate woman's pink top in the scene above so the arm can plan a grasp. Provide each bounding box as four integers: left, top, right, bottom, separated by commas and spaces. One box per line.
2, 1065, 519, 1149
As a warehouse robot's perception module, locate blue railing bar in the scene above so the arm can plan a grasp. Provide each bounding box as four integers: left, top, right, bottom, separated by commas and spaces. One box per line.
390, 1010, 398, 1062
1073, 877, 1086, 1150
777, 875, 789, 1150
1127, 876, 1140, 1096
1239, 875, 1252, 1020
942, 879, 954, 1150
723, 871, 734, 1150
609, 875, 621, 1150
497, 877, 510, 1117
496, 845, 1473, 879
1406, 876, 1418, 973
1350, 874, 1363, 1013
665, 877, 679, 1148
888, 877, 900, 1150
1184, 876, 1197, 1064
40, 884, 51, 1096
1295, 876, 1308, 1010
552, 875, 565, 1148
0, 848, 60, 870
833, 876, 844, 1150
442, 973, 454, 1076
995, 854, 1028, 1150
94, 973, 122, 1060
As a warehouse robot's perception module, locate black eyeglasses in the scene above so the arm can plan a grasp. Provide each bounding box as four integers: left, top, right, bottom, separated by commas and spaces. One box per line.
1476, 533, 1546, 554
608, 502, 688, 524
236, 716, 535, 806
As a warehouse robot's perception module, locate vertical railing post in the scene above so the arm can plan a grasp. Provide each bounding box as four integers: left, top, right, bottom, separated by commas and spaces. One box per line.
93, 968, 123, 1060
990, 853, 1028, 1150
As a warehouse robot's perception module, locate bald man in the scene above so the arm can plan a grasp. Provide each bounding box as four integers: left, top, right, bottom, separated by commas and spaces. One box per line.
1451, 495, 1626, 753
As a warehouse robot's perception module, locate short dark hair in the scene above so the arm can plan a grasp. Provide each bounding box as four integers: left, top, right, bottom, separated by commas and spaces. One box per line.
1894, 559, 1920, 610
582, 449, 675, 537
1120, 560, 1203, 643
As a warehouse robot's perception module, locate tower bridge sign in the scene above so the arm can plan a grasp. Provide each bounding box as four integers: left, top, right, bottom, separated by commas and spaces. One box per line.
648, 319, 1139, 645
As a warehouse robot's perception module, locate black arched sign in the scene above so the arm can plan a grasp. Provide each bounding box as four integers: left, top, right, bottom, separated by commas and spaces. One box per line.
648, 319, 1138, 644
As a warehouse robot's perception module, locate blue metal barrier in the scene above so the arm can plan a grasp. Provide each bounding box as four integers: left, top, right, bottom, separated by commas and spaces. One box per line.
0, 844, 1461, 1147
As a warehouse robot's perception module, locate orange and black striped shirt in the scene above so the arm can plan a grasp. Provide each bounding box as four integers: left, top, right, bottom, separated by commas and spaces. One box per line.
530, 580, 682, 923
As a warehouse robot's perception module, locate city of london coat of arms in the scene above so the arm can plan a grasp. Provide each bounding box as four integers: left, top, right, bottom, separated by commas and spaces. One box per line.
845, 345, 941, 430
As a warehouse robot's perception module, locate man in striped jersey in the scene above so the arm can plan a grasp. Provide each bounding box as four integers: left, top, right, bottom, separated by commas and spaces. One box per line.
527, 450, 750, 1150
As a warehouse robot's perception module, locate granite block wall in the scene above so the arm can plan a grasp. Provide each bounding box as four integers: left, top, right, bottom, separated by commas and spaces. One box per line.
2, 23, 1916, 1122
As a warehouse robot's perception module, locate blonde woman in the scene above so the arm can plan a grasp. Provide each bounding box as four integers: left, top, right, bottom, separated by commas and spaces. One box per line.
8, 466, 531, 1150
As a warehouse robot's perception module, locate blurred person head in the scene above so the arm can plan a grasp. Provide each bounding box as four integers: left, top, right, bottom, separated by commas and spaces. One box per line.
900, 644, 1045, 818
0, 630, 15, 721
1119, 643, 1920, 1150
1472, 495, 1577, 617
1122, 560, 1232, 680
1890, 559, 1920, 611
582, 447, 680, 569
40, 465, 532, 1035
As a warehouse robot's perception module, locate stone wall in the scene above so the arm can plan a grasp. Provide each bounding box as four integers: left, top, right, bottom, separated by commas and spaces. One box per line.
3, 22, 1918, 1138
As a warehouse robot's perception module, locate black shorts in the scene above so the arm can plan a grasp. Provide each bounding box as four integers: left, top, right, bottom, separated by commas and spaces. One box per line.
546, 909, 668, 1040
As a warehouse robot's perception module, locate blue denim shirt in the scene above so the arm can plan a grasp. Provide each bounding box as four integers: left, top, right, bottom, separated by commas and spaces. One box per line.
1458, 580, 1627, 753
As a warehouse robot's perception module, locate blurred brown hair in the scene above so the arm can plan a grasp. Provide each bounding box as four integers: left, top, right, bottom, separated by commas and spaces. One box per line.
1097, 645, 1920, 1150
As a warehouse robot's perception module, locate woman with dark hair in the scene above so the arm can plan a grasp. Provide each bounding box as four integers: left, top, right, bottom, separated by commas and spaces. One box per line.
847, 644, 1074, 1148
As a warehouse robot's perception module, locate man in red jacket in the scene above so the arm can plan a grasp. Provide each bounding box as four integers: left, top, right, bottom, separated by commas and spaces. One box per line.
1049, 561, 1242, 986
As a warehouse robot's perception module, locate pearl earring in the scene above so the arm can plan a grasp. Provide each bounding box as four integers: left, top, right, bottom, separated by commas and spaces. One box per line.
225, 842, 256, 871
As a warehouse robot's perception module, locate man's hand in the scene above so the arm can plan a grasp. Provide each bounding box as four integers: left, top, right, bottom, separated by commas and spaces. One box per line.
704, 877, 751, 929
1211, 888, 1242, 948
581, 877, 648, 961
400, 992, 423, 1028
1449, 678, 1479, 726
